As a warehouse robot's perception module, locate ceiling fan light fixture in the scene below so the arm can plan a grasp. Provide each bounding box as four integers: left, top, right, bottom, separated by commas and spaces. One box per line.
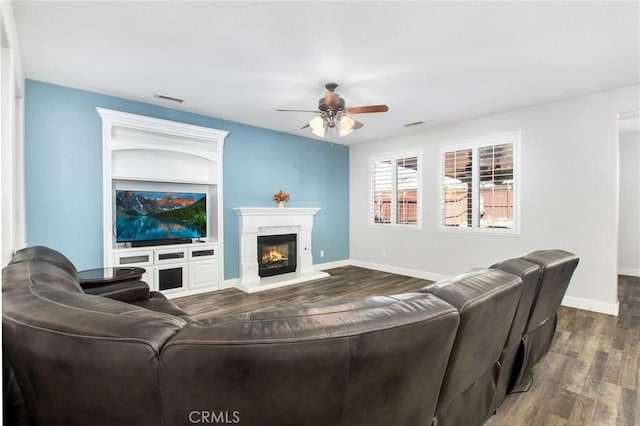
280, 82, 388, 139
309, 116, 325, 137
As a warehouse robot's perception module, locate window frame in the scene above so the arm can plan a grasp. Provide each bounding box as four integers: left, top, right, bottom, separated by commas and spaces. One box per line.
438, 131, 521, 235
369, 149, 422, 229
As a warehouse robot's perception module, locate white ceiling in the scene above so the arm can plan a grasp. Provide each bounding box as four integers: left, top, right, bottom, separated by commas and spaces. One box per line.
12, 1, 640, 145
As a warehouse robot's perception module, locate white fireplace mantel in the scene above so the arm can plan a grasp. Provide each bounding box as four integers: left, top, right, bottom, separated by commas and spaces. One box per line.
232, 207, 329, 293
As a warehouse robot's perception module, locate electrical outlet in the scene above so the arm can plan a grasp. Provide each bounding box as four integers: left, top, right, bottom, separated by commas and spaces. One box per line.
320, 250, 324, 257
382, 250, 387, 259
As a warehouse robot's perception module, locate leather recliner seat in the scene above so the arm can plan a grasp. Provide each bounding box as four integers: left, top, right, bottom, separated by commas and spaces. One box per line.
488, 258, 542, 410
507, 250, 579, 388
421, 269, 524, 426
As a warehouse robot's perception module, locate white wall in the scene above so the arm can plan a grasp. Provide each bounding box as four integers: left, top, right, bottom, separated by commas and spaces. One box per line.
350, 85, 640, 315
0, 2, 26, 266
618, 130, 640, 276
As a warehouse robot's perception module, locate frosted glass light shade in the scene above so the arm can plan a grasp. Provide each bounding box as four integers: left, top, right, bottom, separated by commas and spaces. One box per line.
309, 116, 325, 137
339, 116, 355, 137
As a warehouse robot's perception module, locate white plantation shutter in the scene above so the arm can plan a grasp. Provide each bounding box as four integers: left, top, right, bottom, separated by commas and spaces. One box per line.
396, 156, 418, 224
442, 148, 473, 227
440, 132, 519, 233
373, 160, 392, 223
478, 143, 515, 229
370, 150, 421, 226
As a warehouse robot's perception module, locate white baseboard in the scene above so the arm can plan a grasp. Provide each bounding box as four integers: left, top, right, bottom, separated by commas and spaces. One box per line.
561, 295, 619, 316
618, 267, 640, 277
350, 259, 449, 282
220, 278, 237, 290
315, 259, 352, 270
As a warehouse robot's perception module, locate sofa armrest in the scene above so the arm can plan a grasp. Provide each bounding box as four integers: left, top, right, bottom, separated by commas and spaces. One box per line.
128, 291, 195, 322
82, 280, 150, 302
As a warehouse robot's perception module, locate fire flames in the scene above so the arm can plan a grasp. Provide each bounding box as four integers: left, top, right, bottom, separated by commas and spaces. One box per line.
262, 246, 288, 264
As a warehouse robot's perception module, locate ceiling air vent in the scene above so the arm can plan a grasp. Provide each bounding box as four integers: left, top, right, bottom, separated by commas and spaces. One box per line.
155, 93, 184, 104
404, 121, 425, 128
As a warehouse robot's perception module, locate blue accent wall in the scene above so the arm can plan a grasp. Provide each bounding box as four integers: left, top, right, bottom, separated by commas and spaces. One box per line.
24, 80, 349, 278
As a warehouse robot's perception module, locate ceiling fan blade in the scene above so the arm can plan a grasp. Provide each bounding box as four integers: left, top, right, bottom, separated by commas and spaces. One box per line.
352, 119, 364, 130
277, 109, 321, 113
345, 105, 389, 114
301, 124, 310, 130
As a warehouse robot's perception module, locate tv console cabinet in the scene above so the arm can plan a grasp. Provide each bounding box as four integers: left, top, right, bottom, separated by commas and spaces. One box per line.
98, 108, 228, 298
112, 242, 220, 297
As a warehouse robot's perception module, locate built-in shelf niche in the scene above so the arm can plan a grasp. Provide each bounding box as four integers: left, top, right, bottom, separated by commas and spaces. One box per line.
98, 108, 228, 297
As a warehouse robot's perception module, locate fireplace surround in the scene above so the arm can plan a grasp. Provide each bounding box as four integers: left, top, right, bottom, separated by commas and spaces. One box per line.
232, 207, 329, 293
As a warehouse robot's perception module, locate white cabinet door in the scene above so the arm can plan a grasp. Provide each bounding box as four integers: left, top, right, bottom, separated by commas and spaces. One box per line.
189, 260, 219, 290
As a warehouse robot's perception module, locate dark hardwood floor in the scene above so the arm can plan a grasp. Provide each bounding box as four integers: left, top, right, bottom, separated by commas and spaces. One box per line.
173, 268, 640, 426
487, 274, 639, 426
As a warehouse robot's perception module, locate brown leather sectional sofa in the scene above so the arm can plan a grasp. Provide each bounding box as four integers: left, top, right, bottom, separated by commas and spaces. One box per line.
2, 246, 578, 426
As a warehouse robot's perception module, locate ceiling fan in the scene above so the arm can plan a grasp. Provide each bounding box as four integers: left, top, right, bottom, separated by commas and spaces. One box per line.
277, 83, 389, 138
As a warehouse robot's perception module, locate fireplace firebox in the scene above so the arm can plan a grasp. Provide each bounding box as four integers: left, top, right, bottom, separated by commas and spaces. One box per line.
257, 234, 297, 277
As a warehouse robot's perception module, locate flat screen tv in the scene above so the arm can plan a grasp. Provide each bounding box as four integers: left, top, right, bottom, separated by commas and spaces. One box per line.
115, 190, 207, 243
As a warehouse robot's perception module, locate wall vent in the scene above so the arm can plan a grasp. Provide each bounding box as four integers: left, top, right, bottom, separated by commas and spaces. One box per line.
155, 93, 184, 103
404, 121, 425, 128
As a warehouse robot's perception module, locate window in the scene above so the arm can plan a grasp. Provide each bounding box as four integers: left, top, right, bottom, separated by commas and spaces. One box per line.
370, 150, 421, 227
440, 132, 519, 233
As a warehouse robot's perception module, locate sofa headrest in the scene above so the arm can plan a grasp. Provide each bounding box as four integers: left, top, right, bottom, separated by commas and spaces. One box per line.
3, 247, 186, 355
2, 259, 83, 294
10, 246, 79, 281
522, 249, 579, 331
523, 249, 578, 269
172, 293, 459, 344
422, 269, 522, 312
3, 286, 186, 354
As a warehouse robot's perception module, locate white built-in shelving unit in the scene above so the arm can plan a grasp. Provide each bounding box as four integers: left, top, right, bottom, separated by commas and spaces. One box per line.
98, 108, 228, 298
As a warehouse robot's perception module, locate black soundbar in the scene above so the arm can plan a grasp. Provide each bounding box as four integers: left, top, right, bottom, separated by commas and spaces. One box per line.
131, 238, 192, 248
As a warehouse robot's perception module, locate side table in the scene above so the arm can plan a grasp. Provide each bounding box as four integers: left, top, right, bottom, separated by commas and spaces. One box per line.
78, 267, 146, 289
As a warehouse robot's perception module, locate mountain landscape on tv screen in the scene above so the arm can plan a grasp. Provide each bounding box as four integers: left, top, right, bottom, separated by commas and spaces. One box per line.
115, 191, 207, 242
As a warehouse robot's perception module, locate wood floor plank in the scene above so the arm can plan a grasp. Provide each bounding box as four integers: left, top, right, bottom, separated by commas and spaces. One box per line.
546, 413, 569, 426
174, 268, 640, 426
566, 393, 596, 426
604, 349, 623, 386
619, 338, 639, 391
547, 389, 576, 419
592, 382, 621, 425
618, 387, 637, 426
